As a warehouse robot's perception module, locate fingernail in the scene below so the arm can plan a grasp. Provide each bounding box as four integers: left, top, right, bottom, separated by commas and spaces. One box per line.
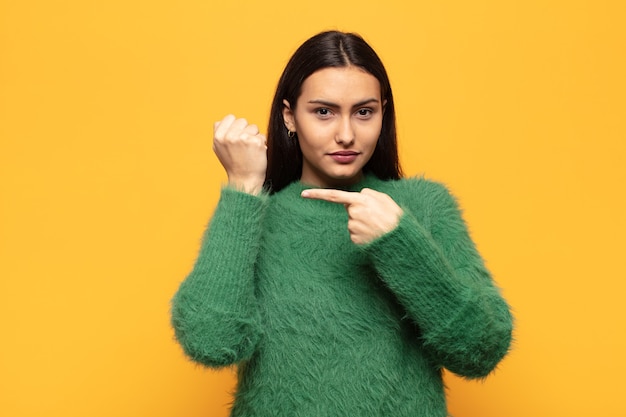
301, 190, 310, 198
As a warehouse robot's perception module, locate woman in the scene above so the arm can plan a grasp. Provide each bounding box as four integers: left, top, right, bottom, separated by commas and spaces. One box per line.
171, 31, 513, 416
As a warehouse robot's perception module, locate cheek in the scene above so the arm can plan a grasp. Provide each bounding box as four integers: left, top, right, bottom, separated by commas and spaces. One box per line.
296, 132, 323, 160
297, 123, 330, 149
359, 124, 382, 149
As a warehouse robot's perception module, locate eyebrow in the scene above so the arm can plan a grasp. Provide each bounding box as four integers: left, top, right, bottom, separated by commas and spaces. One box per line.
307, 98, 380, 109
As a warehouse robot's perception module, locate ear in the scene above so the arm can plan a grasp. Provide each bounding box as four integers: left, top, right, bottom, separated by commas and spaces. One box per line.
382, 99, 388, 111
282, 99, 296, 132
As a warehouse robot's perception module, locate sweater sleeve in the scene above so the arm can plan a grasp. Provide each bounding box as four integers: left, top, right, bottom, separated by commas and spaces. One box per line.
363, 181, 513, 379
170, 187, 267, 368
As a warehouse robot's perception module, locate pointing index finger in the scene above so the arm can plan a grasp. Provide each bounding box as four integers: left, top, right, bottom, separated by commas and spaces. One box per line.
301, 188, 361, 205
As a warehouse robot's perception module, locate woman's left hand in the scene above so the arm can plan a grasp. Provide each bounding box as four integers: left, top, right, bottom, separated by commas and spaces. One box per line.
301, 188, 404, 245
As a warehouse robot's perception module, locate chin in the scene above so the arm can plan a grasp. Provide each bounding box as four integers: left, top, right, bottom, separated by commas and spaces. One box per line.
303, 163, 365, 188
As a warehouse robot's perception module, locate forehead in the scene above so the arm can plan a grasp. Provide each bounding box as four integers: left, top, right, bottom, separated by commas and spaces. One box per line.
298, 66, 381, 102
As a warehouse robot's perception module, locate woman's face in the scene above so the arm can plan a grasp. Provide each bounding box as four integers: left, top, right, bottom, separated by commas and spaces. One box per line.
282, 66, 384, 188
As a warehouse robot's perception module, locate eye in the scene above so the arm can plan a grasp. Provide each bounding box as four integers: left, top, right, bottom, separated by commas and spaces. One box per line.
315, 108, 332, 118
356, 108, 373, 118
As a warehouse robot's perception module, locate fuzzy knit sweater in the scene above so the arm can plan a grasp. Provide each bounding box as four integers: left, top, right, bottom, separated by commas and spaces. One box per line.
171, 175, 513, 417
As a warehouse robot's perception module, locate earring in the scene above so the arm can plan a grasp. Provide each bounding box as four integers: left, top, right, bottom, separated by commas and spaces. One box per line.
287, 130, 295, 138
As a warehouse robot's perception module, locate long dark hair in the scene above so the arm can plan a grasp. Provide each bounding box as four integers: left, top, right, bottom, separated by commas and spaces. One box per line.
264, 31, 402, 193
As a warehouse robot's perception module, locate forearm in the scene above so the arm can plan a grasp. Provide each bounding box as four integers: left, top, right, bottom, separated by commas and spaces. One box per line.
171, 187, 267, 367
365, 210, 513, 378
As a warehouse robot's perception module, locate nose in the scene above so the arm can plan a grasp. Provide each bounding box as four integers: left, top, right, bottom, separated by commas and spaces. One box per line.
335, 116, 355, 145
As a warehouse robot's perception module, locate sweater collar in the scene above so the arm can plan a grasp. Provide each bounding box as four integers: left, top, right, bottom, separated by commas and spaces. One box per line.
270, 175, 387, 216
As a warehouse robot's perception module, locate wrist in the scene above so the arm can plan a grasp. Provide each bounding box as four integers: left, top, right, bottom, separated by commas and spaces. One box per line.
227, 176, 265, 195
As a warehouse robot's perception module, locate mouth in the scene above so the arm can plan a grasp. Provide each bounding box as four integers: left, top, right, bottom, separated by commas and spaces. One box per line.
328, 150, 361, 163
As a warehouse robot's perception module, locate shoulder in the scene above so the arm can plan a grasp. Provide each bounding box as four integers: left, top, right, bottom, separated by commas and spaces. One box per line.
376, 176, 459, 212
377, 177, 470, 238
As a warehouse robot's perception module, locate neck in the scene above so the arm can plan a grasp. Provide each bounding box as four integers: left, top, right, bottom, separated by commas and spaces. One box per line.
299, 171, 364, 189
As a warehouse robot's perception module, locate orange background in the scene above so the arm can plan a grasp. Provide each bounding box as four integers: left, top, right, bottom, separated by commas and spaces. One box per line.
1, 1, 625, 416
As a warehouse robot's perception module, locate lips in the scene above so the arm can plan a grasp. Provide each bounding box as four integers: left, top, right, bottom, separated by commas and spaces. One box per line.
328, 150, 360, 163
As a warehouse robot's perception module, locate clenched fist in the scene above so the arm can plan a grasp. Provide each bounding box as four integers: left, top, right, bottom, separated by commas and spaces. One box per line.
213, 114, 267, 195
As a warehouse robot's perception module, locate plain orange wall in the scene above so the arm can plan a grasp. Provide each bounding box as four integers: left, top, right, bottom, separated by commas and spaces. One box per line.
1, 1, 625, 416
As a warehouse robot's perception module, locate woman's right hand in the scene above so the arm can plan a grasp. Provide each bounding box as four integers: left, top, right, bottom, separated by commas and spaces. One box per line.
213, 114, 267, 195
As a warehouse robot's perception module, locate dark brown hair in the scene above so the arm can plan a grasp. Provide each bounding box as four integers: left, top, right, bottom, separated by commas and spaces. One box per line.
264, 31, 402, 193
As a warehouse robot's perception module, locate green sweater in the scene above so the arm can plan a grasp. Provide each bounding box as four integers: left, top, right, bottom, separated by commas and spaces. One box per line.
171, 175, 513, 417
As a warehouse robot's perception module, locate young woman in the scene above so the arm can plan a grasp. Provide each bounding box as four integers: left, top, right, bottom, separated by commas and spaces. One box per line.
171, 31, 513, 417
